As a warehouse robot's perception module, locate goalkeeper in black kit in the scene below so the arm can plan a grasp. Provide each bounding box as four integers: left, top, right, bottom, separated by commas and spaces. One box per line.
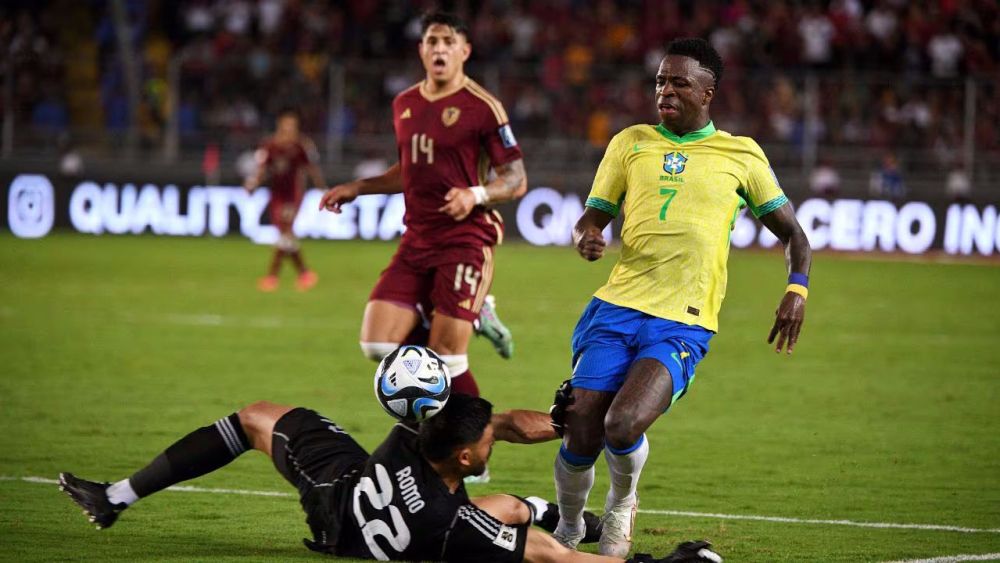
60, 393, 721, 562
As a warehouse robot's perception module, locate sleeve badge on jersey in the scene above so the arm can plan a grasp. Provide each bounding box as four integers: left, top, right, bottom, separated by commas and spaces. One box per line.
492, 524, 518, 551
498, 124, 517, 149
442, 107, 461, 127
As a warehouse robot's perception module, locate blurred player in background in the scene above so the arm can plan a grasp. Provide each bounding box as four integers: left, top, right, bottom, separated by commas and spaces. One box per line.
551, 39, 812, 557
58, 394, 724, 562
320, 12, 526, 398
244, 108, 326, 292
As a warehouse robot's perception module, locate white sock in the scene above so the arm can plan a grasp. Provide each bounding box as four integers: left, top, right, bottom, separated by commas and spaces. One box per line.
604, 434, 649, 511
554, 452, 595, 534
524, 496, 550, 523
106, 478, 139, 506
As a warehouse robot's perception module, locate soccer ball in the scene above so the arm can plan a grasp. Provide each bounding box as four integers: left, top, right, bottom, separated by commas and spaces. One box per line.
374, 345, 451, 423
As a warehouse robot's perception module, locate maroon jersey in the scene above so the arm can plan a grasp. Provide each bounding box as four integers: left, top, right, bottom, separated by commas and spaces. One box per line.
392, 78, 523, 249
257, 137, 318, 200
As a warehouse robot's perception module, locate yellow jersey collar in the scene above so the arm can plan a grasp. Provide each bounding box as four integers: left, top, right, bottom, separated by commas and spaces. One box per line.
655, 121, 716, 144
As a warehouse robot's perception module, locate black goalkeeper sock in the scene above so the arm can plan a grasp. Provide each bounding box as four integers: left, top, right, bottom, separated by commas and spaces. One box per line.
128, 413, 251, 498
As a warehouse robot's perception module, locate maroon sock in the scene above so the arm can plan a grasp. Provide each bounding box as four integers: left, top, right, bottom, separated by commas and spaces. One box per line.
450, 369, 480, 397
267, 249, 283, 277
289, 250, 307, 274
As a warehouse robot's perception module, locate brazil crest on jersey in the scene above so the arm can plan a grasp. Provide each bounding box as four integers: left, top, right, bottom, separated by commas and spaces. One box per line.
585, 122, 788, 332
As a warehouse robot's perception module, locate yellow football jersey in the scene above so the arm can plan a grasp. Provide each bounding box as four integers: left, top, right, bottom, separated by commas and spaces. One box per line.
586, 121, 788, 332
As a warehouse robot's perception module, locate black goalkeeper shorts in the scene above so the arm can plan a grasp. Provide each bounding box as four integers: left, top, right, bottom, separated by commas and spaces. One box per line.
272, 408, 368, 549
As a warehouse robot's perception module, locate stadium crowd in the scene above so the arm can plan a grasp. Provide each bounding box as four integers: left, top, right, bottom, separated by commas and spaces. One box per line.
3, 0, 998, 162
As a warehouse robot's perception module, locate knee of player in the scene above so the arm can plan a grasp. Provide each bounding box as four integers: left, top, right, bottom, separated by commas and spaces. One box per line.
238, 401, 277, 433
359, 341, 399, 362
561, 426, 604, 459
511, 498, 532, 525
275, 232, 298, 252
603, 411, 643, 451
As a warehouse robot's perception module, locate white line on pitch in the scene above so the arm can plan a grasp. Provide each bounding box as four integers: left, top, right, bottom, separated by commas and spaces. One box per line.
638, 508, 1000, 534
8, 475, 999, 535
883, 554, 1000, 562
6, 475, 295, 498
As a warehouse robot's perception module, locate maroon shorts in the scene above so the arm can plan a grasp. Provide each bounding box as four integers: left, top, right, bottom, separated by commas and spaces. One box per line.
370, 243, 495, 323
269, 195, 302, 228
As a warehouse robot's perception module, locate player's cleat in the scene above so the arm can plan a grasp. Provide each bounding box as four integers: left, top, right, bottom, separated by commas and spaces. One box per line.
627, 540, 723, 563
599, 494, 638, 557
258, 275, 279, 292
296, 270, 319, 291
475, 295, 513, 359
58, 472, 127, 530
463, 465, 490, 484
534, 500, 603, 544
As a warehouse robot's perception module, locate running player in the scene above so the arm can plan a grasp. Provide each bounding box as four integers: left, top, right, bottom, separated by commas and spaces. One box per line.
59, 394, 721, 562
318, 11, 526, 397
244, 108, 325, 292
551, 39, 812, 557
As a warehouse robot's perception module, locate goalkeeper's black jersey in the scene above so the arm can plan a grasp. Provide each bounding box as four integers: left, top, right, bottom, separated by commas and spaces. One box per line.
336, 424, 528, 562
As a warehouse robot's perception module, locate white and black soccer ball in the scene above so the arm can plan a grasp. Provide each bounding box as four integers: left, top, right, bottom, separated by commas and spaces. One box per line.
374, 345, 451, 423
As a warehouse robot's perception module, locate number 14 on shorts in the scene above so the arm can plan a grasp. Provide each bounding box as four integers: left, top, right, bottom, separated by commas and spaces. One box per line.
454, 264, 481, 295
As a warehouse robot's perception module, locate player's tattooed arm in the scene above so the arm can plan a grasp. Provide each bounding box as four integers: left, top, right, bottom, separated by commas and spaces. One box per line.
492, 409, 559, 444
320, 163, 403, 213
487, 157, 527, 201
573, 207, 614, 261
439, 158, 526, 221
759, 203, 812, 355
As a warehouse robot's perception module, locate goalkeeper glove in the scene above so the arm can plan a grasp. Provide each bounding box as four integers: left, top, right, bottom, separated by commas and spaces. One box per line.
548, 379, 574, 437
628, 540, 723, 563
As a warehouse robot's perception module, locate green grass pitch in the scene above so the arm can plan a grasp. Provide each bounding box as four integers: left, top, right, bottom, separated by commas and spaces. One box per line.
1, 234, 998, 562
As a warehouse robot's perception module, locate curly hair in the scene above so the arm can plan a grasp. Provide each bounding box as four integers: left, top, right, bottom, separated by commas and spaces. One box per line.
666, 38, 724, 87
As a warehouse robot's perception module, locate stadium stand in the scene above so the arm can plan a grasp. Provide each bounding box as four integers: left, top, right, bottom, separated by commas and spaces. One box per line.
1, 0, 997, 201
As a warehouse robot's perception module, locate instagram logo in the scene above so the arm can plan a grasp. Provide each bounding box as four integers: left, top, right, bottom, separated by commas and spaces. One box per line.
8, 174, 55, 238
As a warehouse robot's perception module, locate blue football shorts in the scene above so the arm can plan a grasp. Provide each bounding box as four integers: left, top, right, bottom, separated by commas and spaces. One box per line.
570, 297, 714, 404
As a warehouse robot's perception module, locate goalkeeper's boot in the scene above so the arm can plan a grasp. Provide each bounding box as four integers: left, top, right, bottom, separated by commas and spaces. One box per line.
531, 498, 603, 544
599, 493, 638, 557
628, 540, 723, 563
475, 295, 514, 359
59, 472, 126, 530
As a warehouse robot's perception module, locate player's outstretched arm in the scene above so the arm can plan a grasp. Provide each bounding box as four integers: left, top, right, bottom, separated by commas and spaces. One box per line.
244, 147, 270, 192
524, 528, 621, 562
492, 409, 559, 444
759, 204, 812, 355
243, 164, 265, 193
319, 162, 403, 212
439, 158, 527, 221
524, 530, 724, 563
573, 207, 614, 261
